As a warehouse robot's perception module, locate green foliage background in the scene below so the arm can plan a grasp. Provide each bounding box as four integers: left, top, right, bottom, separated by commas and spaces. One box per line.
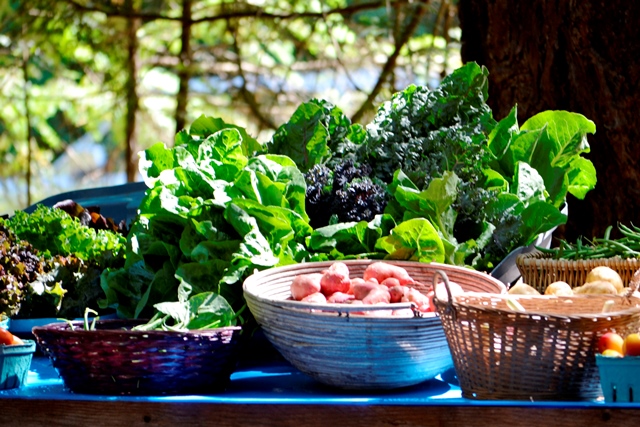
0, 0, 461, 216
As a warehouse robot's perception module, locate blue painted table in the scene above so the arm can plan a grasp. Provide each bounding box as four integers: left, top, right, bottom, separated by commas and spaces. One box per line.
0, 356, 638, 427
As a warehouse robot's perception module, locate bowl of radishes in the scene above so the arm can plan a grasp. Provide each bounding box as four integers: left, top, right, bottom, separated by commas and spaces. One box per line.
243, 260, 506, 390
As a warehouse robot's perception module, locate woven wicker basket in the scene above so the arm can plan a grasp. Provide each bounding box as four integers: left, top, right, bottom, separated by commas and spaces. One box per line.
32, 319, 242, 395
433, 270, 640, 401
243, 260, 506, 390
516, 251, 640, 293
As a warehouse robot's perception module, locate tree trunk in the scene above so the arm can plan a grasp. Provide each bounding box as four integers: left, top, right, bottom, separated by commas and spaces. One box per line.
21, 41, 32, 206
124, 1, 140, 183
458, 0, 640, 241
175, 0, 192, 136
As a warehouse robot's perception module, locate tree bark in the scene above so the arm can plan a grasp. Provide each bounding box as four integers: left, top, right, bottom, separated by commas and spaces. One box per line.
21, 41, 33, 206
175, 0, 192, 135
458, 0, 640, 241
124, 1, 140, 183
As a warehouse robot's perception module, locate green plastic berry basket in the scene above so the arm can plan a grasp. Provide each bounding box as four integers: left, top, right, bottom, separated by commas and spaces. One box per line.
596, 354, 640, 402
0, 340, 36, 390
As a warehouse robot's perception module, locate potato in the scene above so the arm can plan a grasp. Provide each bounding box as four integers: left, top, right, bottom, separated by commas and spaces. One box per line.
291, 273, 323, 301
380, 277, 402, 288
405, 287, 430, 311
388, 285, 408, 303
320, 262, 351, 296
585, 266, 624, 293
326, 292, 355, 304
433, 280, 463, 301
573, 280, 618, 295
351, 281, 379, 300
508, 283, 541, 295
545, 281, 573, 296
363, 262, 414, 285
362, 287, 391, 305
301, 292, 327, 303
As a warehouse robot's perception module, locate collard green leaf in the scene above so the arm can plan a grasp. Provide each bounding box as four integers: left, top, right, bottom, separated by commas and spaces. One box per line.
517, 111, 596, 205
198, 128, 248, 182
488, 105, 519, 161
567, 157, 597, 200
375, 218, 445, 263
139, 142, 177, 185
188, 115, 263, 158
174, 260, 226, 296
186, 292, 236, 329
519, 201, 567, 245
513, 161, 547, 205
269, 101, 331, 172
306, 214, 396, 256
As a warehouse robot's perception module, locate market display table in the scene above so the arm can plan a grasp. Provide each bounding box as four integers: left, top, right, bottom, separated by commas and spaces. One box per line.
0, 356, 638, 427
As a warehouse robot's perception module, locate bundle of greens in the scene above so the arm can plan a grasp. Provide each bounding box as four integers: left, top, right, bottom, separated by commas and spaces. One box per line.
272, 62, 596, 271
99, 117, 310, 325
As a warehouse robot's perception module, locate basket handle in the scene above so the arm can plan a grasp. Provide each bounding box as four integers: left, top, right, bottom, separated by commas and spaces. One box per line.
432, 269, 456, 320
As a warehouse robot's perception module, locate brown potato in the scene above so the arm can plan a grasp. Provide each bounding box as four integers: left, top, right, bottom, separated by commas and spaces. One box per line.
508, 283, 541, 295
573, 280, 618, 295
585, 266, 624, 293
544, 281, 573, 296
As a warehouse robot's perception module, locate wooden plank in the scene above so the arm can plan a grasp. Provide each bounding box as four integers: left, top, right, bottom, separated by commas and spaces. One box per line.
0, 399, 637, 427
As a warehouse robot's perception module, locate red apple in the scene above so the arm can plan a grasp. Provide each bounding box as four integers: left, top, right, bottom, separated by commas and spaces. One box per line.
598, 332, 624, 354
623, 333, 640, 356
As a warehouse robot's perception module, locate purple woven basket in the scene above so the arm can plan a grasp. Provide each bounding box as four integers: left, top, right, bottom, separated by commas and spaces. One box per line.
32, 319, 242, 395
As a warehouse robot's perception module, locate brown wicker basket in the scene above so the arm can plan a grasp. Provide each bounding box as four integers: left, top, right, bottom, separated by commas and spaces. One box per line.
433, 269, 640, 401
516, 251, 640, 293
243, 260, 506, 390
32, 319, 242, 395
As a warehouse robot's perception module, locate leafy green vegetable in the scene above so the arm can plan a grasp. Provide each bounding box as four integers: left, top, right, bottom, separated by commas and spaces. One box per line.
492, 108, 597, 208
133, 281, 239, 332
5, 205, 126, 263
100, 63, 599, 328
1, 205, 126, 319
355, 62, 495, 187
375, 218, 446, 263
100, 116, 310, 322
271, 62, 597, 272
268, 99, 358, 173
